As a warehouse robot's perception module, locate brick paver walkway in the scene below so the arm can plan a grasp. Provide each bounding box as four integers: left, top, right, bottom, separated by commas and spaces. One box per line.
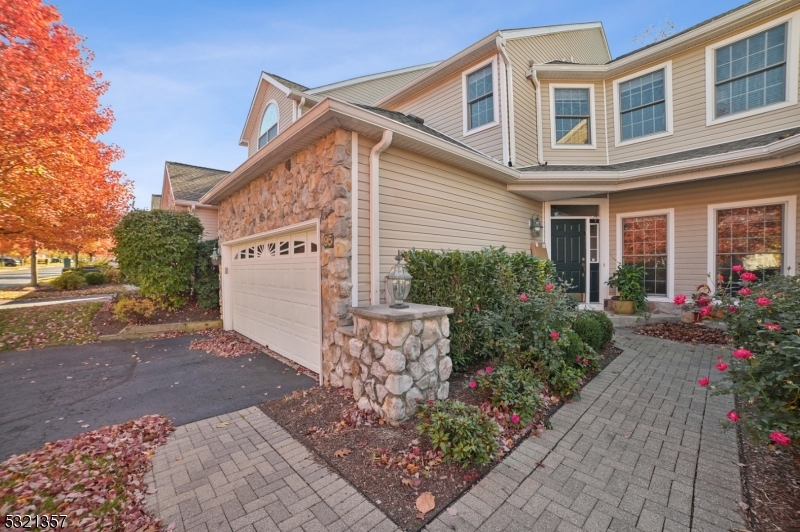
146, 331, 746, 531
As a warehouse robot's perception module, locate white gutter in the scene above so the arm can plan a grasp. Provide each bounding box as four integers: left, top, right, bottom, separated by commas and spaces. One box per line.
525, 68, 545, 165
351, 132, 359, 307
369, 130, 393, 305
496, 37, 513, 166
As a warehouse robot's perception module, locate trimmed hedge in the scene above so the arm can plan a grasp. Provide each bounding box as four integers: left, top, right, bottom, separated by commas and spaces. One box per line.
573, 311, 614, 352
404, 247, 555, 370
195, 239, 220, 309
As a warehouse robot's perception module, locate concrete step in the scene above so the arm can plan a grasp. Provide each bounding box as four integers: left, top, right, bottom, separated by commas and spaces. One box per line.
605, 312, 680, 329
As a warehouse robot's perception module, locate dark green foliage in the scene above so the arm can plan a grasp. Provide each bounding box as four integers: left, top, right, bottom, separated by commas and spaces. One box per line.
195, 239, 220, 309
573, 311, 614, 351
51, 271, 86, 290
607, 263, 648, 314
404, 247, 555, 369
562, 330, 586, 361
112, 210, 203, 308
473, 366, 544, 424
416, 400, 499, 466
83, 272, 106, 285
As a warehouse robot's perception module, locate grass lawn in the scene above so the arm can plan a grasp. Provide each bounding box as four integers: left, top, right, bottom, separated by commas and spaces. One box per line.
0, 302, 103, 351
0, 283, 128, 301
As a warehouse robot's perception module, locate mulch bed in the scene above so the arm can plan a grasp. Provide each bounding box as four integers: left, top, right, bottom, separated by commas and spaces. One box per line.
260, 342, 622, 531
0, 415, 173, 531
91, 298, 220, 336
634, 322, 731, 345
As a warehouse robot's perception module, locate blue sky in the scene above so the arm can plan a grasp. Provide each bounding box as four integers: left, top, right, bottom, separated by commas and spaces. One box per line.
55, 0, 743, 209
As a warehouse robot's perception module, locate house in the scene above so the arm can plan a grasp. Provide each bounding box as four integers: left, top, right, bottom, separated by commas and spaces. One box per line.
199, 0, 800, 384
154, 161, 230, 240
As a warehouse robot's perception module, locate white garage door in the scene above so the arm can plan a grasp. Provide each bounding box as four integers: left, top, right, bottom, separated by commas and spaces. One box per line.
230, 228, 320, 373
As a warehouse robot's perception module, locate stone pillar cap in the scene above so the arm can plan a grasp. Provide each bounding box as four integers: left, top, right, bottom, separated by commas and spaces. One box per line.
351, 303, 453, 322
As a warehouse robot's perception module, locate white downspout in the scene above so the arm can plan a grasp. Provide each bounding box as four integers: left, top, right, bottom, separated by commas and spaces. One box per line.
297, 97, 305, 120
369, 130, 393, 305
351, 132, 359, 307
508, 62, 516, 165
526, 68, 545, 165
496, 37, 514, 166
603, 80, 610, 165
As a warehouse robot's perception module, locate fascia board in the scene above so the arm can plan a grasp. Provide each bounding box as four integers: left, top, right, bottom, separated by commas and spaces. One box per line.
305, 62, 442, 95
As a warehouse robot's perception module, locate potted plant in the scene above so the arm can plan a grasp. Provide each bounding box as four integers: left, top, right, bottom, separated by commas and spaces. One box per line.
674, 284, 714, 323
606, 263, 647, 315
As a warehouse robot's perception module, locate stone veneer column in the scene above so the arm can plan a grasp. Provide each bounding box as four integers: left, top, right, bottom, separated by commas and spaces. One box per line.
332, 303, 454, 425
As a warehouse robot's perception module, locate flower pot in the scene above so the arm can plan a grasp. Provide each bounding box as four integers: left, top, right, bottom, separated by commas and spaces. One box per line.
681, 311, 696, 324
611, 297, 635, 315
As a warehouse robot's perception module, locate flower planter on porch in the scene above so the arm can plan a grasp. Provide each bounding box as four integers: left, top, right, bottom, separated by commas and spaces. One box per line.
610, 297, 635, 315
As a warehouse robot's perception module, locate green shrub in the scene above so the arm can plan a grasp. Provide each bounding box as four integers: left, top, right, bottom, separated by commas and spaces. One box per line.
473, 365, 544, 424
113, 297, 157, 323
416, 400, 499, 466
99, 266, 121, 284
404, 247, 555, 369
195, 239, 220, 309
112, 210, 203, 308
562, 330, 586, 361
707, 273, 800, 444
84, 272, 106, 285
51, 271, 87, 290
573, 311, 613, 351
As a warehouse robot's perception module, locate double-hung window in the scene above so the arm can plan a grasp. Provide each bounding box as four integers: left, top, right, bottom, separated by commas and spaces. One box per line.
619, 212, 671, 297
619, 70, 667, 141
554, 88, 591, 145
466, 64, 494, 131
258, 103, 279, 149
714, 24, 787, 119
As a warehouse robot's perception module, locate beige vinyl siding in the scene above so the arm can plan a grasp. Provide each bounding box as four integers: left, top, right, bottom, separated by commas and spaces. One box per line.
607, 11, 800, 163
246, 83, 294, 158
313, 68, 433, 106
377, 145, 540, 296
609, 168, 800, 296
393, 55, 505, 162
540, 79, 608, 165
357, 135, 375, 306
194, 207, 219, 240
505, 29, 612, 168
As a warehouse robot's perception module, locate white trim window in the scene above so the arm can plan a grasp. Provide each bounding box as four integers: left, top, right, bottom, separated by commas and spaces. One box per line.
462, 57, 498, 136
549, 84, 596, 149
705, 12, 800, 125
258, 102, 279, 149
617, 209, 674, 299
612, 61, 673, 146
708, 196, 797, 291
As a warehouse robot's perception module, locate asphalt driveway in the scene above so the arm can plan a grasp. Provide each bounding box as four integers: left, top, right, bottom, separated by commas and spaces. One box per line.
0, 335, 314, 460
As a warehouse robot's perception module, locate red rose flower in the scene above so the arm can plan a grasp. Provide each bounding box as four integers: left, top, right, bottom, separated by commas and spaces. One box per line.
716, 362, 728, 372
697, 377, 710, 387
728, 305, 738, 312
764, 322, 782, 331
733, 349, 753, 359
468, 381, 477, 389
697, 298, 709, 307
726, 411, 740, 422
549, 331, 560, 340
545, 284, 554, 291
511, 414, 521, 424
769, 431, 791, 446
519, 293, 529, 302
756, 297, 771, 307
732, 265, 744, 273
673, 294, 687, 305
738, 288, 751, 296
699, 306, 712, 317
485, 366, 493, 374
740, 272, 757, 282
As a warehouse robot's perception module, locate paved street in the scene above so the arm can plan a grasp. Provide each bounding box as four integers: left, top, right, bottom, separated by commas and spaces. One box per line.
0, 335, 314, 460
145, 331, 746, 532
0, 265, 63, 288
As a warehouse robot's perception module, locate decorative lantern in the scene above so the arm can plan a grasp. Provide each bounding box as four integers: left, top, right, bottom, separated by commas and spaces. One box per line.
386, 251, 412, 309
210, 246, 221, 267
529, 215, 543, 238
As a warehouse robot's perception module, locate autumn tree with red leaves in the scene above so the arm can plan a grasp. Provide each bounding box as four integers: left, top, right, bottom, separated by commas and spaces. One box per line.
0, 0, 132, 284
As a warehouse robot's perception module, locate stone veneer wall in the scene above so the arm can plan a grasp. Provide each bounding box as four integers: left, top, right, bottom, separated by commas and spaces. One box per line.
218, 129, 354, 384
333, 306, 453, 424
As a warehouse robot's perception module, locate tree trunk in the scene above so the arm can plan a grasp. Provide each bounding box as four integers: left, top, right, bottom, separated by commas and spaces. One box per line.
74, 251, 79, 268
30, 248, 38, 287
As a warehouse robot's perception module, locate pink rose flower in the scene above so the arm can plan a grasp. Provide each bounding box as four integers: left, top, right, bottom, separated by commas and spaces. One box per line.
575, 356, 582, 363
468, 381, 477, 389
673, 294, 687, 306
699, 306, 712, 317
549, 331, 560, 340
511, 414, 521, 424
732, 265, 744, 273
697, 298, 709, 307
697, 377, 710, 387
756, 297, 772, 307
740, 272, 757, 282
765, 323, 782, 331
485, 366, 493, 374
726, 411, 740, 423
475, 305, 480, 311
728, 305, 738, 312
769, 431, 791, 446
583, 358, 589, 366
738, 288, 751, 296
717, 274, 725, 282
733, 348, 753, 359
545, 284, 554, 291
716, 361, 728, 372
519, 293, 529, 302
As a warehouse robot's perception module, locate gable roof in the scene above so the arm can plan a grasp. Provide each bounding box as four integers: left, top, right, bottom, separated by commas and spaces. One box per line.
266, 72, 308, 92
165, 162, 230, 203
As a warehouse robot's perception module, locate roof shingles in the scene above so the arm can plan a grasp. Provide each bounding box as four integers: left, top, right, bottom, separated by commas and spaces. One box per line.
166, 162, 230, 202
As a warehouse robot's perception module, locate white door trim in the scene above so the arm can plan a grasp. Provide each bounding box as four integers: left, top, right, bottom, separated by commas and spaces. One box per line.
220, 219, 323, 384
542, 198, 610, 302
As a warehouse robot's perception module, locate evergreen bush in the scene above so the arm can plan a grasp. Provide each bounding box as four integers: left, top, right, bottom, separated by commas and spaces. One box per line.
195, 239, 220, 309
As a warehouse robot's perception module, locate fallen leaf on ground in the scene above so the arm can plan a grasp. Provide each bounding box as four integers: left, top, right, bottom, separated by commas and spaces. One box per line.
416, 492, 435, 514
333, 448, 351, 458
216, 422, 229, 428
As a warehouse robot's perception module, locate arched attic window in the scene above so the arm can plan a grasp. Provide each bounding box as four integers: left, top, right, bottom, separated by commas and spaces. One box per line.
258, 103, 278, 149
